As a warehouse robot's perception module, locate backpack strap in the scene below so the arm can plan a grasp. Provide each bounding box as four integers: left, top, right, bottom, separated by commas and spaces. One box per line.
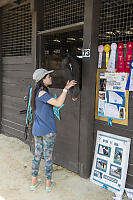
24, 87, 33, 140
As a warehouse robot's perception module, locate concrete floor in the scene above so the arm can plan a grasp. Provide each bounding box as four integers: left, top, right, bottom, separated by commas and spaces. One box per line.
0, 134, 130, 200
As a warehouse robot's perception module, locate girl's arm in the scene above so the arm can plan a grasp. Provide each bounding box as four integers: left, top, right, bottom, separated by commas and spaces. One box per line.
39, 80, 77, 107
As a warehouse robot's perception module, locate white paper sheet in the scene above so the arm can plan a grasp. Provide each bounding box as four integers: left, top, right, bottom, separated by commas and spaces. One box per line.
98, 100, 105, 114
113, 190, 124, 200
108, 91, 123, 104
125, 188, 133, 199
105, 73, 127, 92
104, 103, 119, 118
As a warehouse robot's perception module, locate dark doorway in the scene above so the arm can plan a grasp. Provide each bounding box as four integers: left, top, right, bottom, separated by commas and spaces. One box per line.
38, 29, 83, 172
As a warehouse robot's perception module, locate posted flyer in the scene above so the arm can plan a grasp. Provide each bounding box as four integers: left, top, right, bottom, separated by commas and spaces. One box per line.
90, 131, 131, 193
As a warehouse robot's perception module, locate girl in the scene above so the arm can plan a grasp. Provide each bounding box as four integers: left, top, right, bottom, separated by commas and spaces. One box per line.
30, 68, 77, 192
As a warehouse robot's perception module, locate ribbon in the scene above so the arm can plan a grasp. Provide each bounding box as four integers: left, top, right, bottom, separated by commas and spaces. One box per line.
107, 43, 117, 72
125, 60, 133, 91
116, 43, 125, 72
108, 118, 112, 126
124, 42, 133, 73
104, 44, 110, 69
102, 184, 108, 190
53, 93, 64, 120
98, 45, 104, 68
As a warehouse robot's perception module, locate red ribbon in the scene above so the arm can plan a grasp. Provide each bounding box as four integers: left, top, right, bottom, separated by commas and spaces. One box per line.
116, 43, 125, 72
124, 41, 133, 73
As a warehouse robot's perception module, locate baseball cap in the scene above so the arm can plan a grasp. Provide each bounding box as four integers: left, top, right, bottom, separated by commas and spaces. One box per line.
33, 68, 54, 83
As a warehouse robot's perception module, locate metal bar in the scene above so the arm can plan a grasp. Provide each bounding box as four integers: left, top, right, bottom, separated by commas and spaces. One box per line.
38, 22, 84, 36
2, 1, 30, 10
0, 0, 15, 7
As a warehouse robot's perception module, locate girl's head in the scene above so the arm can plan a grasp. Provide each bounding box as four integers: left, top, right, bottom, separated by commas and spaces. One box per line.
33, 68, 54, 86
31, 68, 54, 111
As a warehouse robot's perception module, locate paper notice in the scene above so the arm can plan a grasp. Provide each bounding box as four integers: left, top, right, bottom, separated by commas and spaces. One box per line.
108, 91, 123, 104
104, 103, 119, 118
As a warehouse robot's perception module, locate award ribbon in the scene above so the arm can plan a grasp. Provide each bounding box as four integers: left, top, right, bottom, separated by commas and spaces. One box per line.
98, 45, 104, 68
125, 60, 133, 91
108, 118, 112, 126
104, 44, 110, 69
124, 41, 133, 73
116, 43, 125, 72
107, 43, 117, 72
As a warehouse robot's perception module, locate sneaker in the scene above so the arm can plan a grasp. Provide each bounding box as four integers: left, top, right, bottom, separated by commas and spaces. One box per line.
46, 180, 55, 192
30, 179, 41, 191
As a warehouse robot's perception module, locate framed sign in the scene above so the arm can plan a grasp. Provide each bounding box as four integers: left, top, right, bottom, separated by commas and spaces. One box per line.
90, 130, 131, 193
95, 69, 129, 125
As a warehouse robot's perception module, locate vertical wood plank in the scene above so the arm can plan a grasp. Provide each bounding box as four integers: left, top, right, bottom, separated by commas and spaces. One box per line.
31, 0, 38, 68
0, 8, 2, 131
37, 0, 45, 68
79, 0, 100, 178
31, 0, 44, 69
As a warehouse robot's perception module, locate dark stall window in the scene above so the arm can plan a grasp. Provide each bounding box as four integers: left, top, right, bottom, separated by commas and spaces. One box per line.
1, 1, 32, 57
42, 30, 83, 88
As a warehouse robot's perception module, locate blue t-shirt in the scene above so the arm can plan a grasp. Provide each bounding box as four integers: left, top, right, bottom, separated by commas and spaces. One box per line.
32, 89, 56, 136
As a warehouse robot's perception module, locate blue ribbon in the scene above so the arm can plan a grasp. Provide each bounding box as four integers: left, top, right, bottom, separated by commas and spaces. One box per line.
125, 60, 133, 90
53, 93, 64, 120
102, 184, 108, 190
108, 118, 112, 126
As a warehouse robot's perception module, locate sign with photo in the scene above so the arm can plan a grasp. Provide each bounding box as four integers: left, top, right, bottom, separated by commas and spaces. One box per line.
95, 69, 129, 125
90, 131, 131, 193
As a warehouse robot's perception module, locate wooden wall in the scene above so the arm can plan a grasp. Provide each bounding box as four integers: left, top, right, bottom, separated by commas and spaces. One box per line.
79, 0, 133, 189
1, 56, 34, 142
0, 9, 2, 132
79, 0, 100, 178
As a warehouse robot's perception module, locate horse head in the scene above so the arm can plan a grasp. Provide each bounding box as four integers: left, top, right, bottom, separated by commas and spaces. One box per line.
61, 53, 82, 101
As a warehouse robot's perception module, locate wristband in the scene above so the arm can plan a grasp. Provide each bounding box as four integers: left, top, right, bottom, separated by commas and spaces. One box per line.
63, 88, 68, 93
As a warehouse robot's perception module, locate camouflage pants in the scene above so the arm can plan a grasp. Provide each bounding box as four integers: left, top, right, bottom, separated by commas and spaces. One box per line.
32, 133, 56, 180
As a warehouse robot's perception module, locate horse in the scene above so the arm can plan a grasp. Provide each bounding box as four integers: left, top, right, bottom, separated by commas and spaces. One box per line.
61, 53, 82, 101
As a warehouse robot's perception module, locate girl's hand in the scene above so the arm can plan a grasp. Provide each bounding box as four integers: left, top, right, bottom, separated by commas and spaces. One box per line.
64, 80, 77, 90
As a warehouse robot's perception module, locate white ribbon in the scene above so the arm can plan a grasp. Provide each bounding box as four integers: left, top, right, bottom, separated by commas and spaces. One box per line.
98, 45, 104, 68
129, 69, 133, 91
125, 61, 133, 91
107, 43, 117, 72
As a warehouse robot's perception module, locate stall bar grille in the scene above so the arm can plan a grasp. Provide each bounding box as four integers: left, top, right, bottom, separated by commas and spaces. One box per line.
99, 0, 133, 45
1, 2, 32, 57
43, 0, 85, 30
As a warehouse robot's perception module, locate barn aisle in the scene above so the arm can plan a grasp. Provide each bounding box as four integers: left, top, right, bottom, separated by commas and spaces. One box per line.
0, 134, 116, 200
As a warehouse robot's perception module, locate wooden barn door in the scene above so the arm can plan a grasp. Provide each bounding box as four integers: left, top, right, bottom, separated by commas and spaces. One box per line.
1, 1, 34, 143
36, 0, 85, 173
51, 88, 81, 172
38, 29, 83, 173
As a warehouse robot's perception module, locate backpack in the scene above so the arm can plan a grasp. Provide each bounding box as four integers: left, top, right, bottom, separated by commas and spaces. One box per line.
19, 86, 33, 140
